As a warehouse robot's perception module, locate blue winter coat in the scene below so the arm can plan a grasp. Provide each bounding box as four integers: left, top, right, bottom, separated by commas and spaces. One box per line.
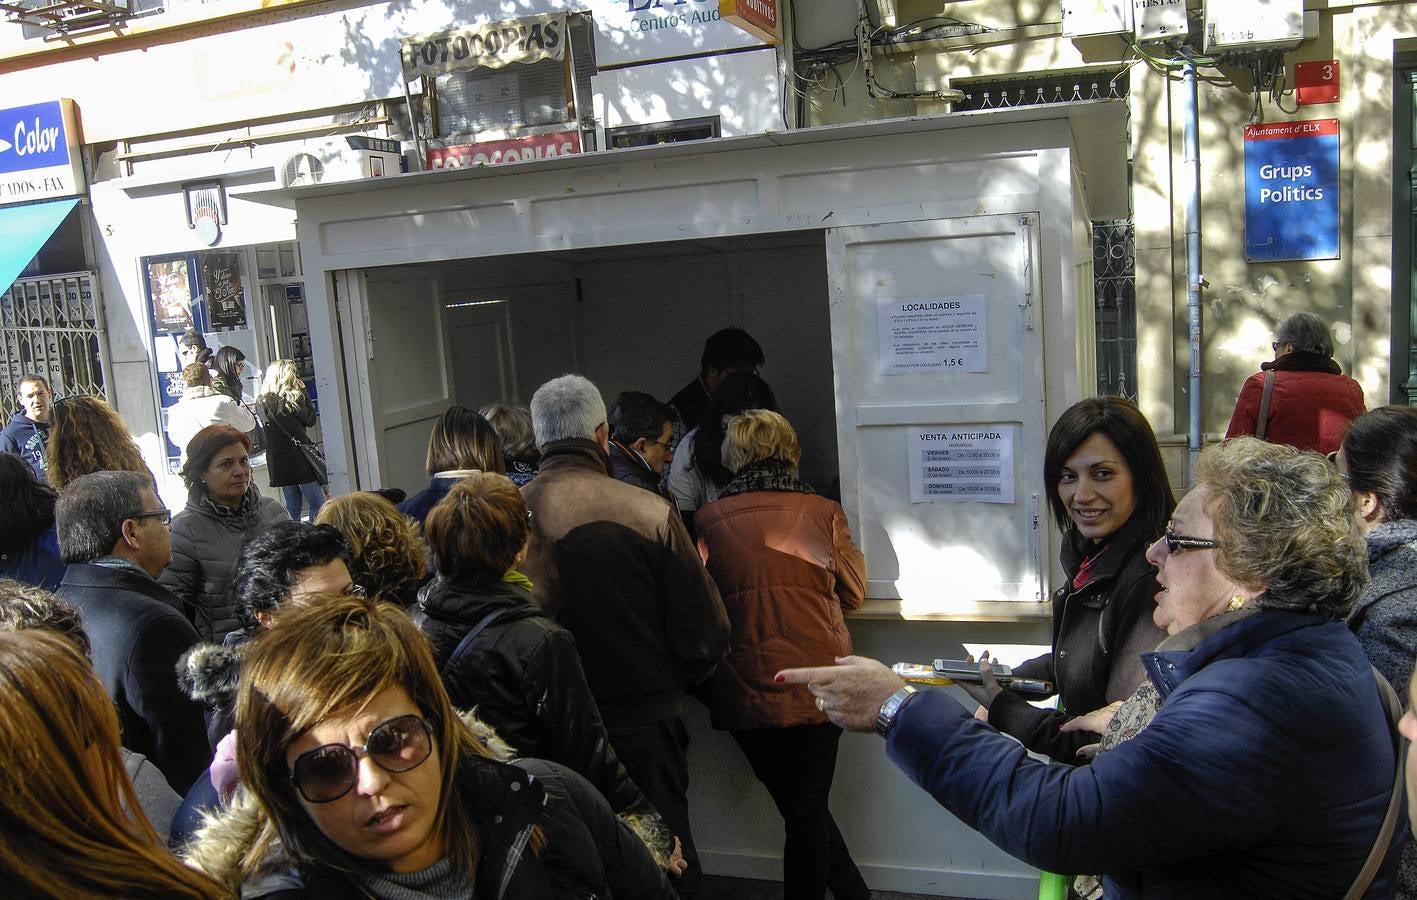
887, 609, 1403, 899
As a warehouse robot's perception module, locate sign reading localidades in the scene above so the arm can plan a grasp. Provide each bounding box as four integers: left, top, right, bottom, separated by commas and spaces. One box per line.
0, 99, 86, 205
1243, 118, 1340, 261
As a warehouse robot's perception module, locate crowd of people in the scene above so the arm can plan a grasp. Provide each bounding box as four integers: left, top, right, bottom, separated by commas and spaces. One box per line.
0, 314, 1414, 900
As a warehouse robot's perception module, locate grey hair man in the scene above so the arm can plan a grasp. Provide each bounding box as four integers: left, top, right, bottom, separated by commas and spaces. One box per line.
54, 471, 209, 794
524, 373, 729, 897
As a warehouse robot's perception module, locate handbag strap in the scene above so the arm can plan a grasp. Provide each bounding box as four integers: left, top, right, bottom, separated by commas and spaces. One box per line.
1255, 371, 1276, 440
1342, 667, 1404, 900
263, 404, 315, 451
441, 607, 511, 680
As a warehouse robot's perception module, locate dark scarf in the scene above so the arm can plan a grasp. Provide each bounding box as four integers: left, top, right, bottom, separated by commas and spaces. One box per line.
1261, 350, 1343, 375
721, 459, 815, 498
197, 483, 261, 519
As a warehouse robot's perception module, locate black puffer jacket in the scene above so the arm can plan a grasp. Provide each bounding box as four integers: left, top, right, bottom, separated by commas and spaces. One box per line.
189, 753, 674, 900
987, 513, 1166, 763
415, 576, 653, 820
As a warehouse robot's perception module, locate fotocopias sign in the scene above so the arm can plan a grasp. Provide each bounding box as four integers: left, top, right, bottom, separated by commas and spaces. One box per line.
1243, 118, 1340, 261
426, 130, 582, 170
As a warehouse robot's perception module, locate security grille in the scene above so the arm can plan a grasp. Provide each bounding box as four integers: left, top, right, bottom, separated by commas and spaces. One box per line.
0, 272, 108, 402
436, 57, 569, 137
1093, 220, 1137, 402
954, 69, 1128, 112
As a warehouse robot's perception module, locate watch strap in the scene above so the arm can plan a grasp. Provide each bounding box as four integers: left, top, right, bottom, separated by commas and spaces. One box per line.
875, 684, 919, 737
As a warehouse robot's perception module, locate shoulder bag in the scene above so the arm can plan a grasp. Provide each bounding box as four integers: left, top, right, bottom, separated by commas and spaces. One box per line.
1254, 371, 1276, 440
264, 406, 328, 486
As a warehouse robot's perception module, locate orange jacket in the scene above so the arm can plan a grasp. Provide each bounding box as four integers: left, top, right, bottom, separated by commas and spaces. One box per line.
694, 490, 865, 730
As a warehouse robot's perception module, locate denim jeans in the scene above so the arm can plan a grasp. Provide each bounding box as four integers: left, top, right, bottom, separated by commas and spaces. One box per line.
281, 481, 325, 522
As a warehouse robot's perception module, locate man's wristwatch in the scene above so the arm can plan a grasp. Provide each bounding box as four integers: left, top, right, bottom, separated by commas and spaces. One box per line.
875, 684, 919, 737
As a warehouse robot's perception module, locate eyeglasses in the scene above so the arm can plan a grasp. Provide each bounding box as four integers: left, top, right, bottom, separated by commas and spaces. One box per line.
1164, 520, 1219, 554
129, 508, 172, 526
644, 438, 675, 451
289, 714, 434, 803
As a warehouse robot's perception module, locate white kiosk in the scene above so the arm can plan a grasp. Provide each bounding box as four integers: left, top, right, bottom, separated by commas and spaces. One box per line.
250, 101, 1127, 898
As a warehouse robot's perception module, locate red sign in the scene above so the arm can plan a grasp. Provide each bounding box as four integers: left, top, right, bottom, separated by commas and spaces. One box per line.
720, 0, 781, 45
1295, 60, 1339, 106
1244, 118, 1339, 142
427, 130, 581, 170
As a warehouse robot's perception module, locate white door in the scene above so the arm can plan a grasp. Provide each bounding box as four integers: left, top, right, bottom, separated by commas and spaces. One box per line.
356, 267, 454, 492
448, 300, 516, 409
827, 214, 1047, 614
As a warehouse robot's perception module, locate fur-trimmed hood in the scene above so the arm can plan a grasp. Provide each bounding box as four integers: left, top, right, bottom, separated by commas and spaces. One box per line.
177, 640, 245, 709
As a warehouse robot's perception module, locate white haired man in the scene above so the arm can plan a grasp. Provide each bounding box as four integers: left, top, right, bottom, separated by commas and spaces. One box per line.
522, 374, 729, 898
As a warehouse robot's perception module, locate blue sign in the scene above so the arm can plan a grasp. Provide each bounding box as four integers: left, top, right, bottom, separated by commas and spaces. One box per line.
1244, 118, 1340, 261
0, 101, 72, 176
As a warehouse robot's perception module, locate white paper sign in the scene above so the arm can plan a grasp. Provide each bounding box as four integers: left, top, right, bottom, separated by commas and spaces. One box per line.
908, 426, 1016, 504
878, 294, 987, 375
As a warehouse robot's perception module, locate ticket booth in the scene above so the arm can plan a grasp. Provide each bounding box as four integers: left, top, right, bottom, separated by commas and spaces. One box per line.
250, 101, 1127, 898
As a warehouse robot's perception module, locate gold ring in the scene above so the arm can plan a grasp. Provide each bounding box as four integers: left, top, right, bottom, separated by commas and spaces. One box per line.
816, 696, 826, 712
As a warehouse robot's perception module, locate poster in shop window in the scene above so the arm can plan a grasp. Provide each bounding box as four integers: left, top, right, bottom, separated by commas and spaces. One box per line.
201, 252, 247, 328
878, 295, 987, 375
907, 426, 1016, 504
146, 258, 194, 334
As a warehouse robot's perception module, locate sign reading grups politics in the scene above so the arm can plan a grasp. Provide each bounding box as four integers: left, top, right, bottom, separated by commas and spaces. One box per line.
401, 13, 566, 81
0, 100, 85, 205
878, 295, 987, 375
1244, 118, 1340, 261
908, 426, 1016, 504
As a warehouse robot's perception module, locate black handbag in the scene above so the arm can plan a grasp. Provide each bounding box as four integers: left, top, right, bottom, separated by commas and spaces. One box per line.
264, 407, 328, 486
243, 404, 268, 455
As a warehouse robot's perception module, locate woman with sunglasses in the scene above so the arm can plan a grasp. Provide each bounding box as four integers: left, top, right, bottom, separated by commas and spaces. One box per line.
784, 438, 1401, 898
0, 629, 227, 899
185, 591, 674, 899
962, 397, 1172, 763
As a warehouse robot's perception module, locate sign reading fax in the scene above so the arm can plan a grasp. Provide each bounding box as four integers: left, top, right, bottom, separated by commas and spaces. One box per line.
0, 100, 86, 205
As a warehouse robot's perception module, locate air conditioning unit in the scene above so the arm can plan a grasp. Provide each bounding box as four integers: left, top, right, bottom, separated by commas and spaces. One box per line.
278, 136, 403, 189
1202, 0, 1305, 53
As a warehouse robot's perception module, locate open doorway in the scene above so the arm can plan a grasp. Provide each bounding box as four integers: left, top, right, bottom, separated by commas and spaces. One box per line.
352, 230, 839, 496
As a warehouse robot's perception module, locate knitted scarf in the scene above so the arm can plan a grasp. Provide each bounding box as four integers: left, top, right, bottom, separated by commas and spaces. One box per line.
720, 459, 815, 498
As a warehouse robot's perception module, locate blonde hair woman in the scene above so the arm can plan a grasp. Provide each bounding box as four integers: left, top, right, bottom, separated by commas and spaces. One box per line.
315, 491, 428, 604
0, 628, 226, 899
46, 395, 153, 492
694, 409, 869, 900
257, 360, 325, 521
185, 593, 674, 898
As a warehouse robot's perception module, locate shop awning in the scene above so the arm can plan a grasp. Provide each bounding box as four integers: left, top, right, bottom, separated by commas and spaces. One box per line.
0, 197, 79, 298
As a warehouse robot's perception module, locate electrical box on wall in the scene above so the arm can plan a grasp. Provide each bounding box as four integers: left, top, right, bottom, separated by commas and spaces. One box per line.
1061, 0, 1133, 38
1202, 0, 1305, 53
1133, 0, 1188, 43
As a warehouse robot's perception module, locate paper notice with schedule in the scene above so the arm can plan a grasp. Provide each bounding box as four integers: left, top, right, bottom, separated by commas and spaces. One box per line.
908, 426, 1016, 504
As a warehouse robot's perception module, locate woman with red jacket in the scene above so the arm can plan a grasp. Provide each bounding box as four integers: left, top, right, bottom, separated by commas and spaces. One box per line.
694, 410, 869, 900
1225, 310, 1365, 454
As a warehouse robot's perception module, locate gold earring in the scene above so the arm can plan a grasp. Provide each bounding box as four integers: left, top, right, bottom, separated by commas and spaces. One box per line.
1227, 595, 1247, 612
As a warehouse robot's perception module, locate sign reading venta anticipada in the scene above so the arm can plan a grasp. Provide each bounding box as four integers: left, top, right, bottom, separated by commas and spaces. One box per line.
401, 13, 566, 81
0, 99, 85, 205
1243, 118, 1340, 262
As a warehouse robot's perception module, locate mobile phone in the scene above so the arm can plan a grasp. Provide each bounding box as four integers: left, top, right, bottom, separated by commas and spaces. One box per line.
933, 658, 1013, 681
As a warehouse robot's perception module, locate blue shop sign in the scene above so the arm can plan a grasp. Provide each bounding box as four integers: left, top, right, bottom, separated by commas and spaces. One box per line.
0, 99, 86, 204
1244, 118, 1340, 262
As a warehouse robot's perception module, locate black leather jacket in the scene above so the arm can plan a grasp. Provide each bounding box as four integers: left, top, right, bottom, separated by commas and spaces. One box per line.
988, 513, 1166, 763
415, 576, 655, 820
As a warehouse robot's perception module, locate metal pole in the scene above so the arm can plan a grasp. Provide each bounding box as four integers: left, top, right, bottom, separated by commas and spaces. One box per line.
402, 79, 426, 172
1182, 53, 1203, 480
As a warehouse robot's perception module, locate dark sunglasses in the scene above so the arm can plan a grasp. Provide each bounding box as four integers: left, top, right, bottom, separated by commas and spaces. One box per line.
1164, 519, 1219, 554
129, 508, 172, 526
289, 714, 434, 803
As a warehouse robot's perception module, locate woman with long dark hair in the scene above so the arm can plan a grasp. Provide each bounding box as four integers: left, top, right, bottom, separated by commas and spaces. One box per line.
0, 453, 63, 589
665, 372, 777, 533
962, 397, 1175, 763
212, 346, 248, 402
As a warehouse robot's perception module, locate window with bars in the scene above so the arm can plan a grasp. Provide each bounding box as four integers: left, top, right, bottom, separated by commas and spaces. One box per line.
0, 272, 107, 402
1093, 220, 1137, 402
